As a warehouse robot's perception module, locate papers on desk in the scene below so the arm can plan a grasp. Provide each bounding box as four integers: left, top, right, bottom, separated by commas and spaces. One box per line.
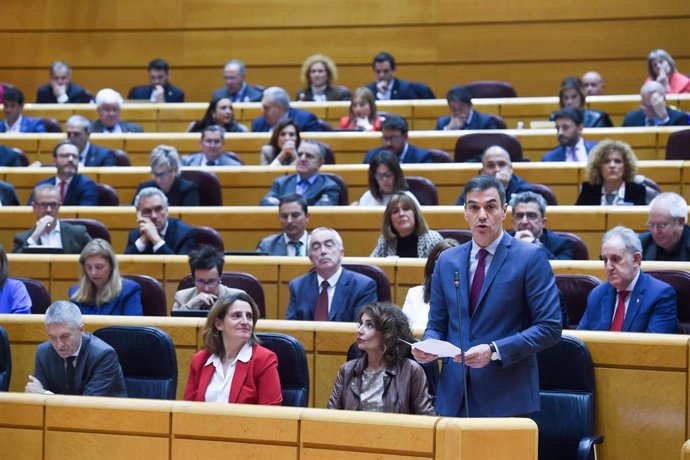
401, 338, 462, 358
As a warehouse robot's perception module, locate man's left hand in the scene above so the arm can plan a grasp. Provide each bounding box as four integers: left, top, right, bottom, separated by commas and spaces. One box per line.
458, 344, 492, 368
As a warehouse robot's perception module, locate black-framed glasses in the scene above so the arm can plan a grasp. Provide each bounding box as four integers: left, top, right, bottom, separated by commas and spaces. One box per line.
194, 279, 222, 289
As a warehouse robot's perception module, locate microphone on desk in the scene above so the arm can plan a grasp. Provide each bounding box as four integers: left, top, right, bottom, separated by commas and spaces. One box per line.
454, 271, 470, 418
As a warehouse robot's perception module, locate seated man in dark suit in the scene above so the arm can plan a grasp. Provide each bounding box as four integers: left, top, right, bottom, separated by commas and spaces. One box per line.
35, 61, 93, 104
24, 301, 127, 396
365, 51, 434, 100
640, 192, 690, 261
125, 187, 196, 255
509, 191, 573, 260
542, 108, 598, 162
257, 193, 310, 256
286, 227, 377, 321
128, 58, 185, 103
362, 115, 433, 164
622, 81, 689, 127
436, 86, 498, 130
90, 89, 144, 133
14, 184, 92, 254
211, 59, 264, 103
64, 115, 116, 167
0, 87, 46, 133
578, 226, 678, 333
0, 145, 23, 167
0, 180, 19, 206
252, 86, 322, 132
29, 140, 98, 206
260, 141, 340, 206
180, 125, 243, 166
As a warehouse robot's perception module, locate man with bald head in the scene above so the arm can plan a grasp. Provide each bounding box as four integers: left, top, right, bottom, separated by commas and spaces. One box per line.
212, 59, 264, 102
252, 87, 322, 132
622, 81, 689, 127
581, 71, 605, 96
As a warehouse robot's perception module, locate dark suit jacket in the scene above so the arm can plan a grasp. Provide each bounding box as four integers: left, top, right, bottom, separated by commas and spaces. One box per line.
35, 82, 92, 104
128, 84, 185, 102
69, 279, 143, 316
14, 220, 92, 254
457, 174, 532, 205
0, 181, 19, 206
575, 182, 646, 206
30, 174, 98, 206
34, 333, 127, 396
257, 233, 290, 255
0, 116, 46, 133
0, 145, 23, 166
212, 84, 264, 103
435, 111, 498, 130
295, 85, 351, 102
134, 178, 200, 207
622, 108, 689, 127
640, 225, 690, 261
365, 78, 420, 100
84, 144, 115, 167
542, 140, 599, 162
124, 217, 196, 255
180, 152, 242, 166
90, 120, 144, 133
578, 271, 678, 333
285, 268, 378, 321
252, 108, 322, 132
363, 144, 433, 164
260, 174, 340, 206
584, 109, 613, 128
508, 228, 574, 260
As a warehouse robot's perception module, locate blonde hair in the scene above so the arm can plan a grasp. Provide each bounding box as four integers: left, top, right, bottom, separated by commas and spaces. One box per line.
300, 54, 338, 86
71, 239, 123, 306
585, 139, 638, 185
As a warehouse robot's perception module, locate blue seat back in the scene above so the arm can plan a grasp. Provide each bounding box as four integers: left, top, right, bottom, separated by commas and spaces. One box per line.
256, 332, 309, 407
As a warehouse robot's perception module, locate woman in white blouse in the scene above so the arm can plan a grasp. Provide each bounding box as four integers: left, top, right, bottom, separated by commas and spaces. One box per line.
353, 150, 419, 207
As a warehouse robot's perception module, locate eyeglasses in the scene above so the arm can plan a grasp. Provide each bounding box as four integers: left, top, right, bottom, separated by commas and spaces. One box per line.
646, 220, 677, 231
374, 170, 394, 180
513, 212, 540, 221
382, 134, 403, 143
194, 278, 222, 289
34, 202, 60, 209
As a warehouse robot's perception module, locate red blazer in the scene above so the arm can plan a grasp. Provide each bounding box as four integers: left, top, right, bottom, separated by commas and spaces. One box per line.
184, 345, 283, 405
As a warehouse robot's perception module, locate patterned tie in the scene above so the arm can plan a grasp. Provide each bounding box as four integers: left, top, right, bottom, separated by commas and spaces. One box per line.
291, 241, 303, 256
65, 356, 76, 394
314, 280, 329, 321
605, 192, 617, 205
59, 180, 66, 203
610, 291, 629, 331
470, 248, 489, 316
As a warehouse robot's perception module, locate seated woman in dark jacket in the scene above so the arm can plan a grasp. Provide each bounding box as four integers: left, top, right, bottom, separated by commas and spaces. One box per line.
134, 145, 199, 207
188, 97, 248, 133
550, 76, 612, 128
327, 302, 435, 415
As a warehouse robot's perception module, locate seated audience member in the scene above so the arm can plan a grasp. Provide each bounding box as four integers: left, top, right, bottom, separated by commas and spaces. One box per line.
456, 145, 531, 205
25, 300, 127, 396
339, 87, 382, 131
252, 87, 322, 132
0, 87, 46, 133
371, 193, 443, 258
134, 145, 199, 206
327, 302, 435, 415
365, 51, 434, 100
211, 59, 264, 102
353, 150, 418, 206
296, 54, 351, 102
256, 194, 310, 256
260, 140, 340, 206
90, 88, 144, 133
14, 184, 92, 254
640, 192, 690, 261
125, 187, 197, 255
181, 125, 242, 167
0, 244, 31, 313
0, 179, 20, 205
550, 77, 612, 128
173, 245, 245, 310
128, 58, 185, 102
582, 71, 605, 96
578, 226, 678, 333
509, 191, 573, 260
260, 119, 301, 166
65, 115, 115, 167
436, 85, 498, 130
29, 140, 98, 206
645, 49, 690, 94
0, 144, 23, 166
542, 108, 598, 162
184, 292, 282, 405
622, 81, 689, 127
286, 227, 377, 321
402, 239, 458, 329
188, 97, 247, 133
363, 115, 433, 164
35, 61, 93, 104
575, 139, 646, 206
69, 239, 143, 316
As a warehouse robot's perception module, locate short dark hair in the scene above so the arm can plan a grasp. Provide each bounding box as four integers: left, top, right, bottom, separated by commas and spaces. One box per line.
381, 114, 408, 134
552, 107, 584, 125
3, 87, 24, 105
188, 244, 225, 276
372, 52, 396, 70
447, 85, 473, 105
368, 150, 407, 201
357, 302, 412, 365
52, 140, 79, 158
279, 193, 308, 215
464, 175, 507, 206
269, 119, 301, 156
148, 58, 170, 73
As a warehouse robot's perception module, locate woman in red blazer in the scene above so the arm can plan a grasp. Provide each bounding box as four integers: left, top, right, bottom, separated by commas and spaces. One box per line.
184, 292, 283, 405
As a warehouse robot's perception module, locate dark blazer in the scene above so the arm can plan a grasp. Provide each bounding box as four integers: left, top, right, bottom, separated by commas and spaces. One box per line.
90, 120, 144, 133
14, 220, 92, 254
584, 109, 613, 128
184, 345, 282, 405
212, 84, 264, 103
622, 108, 689, 127
134, 178, 200, 207
260, 174, 340, 206
295, 85, 351, 102
363, 144, 433, 164
35, 82, 93, 104
577, 271, 678, 333
0, 181, 19, 206
180, 152, 242, 166
640, 225, 690, 261
83, 144, 115, 167
69, 279, 143, 316
365, 78, 420, 100
435, 111, 498, 130
285, 268, 378, 321
0, 145, 23, 166
542, 140, 599, 162
508, 228, 574, 260
256, 233, 290, 256
457, 174, 532, 205
128, 84, 185, 102
575, 182, 646, 206
124, 217, 196, 255
0, 116, 46, 133
252, 107, 322, 132
33, 333, 127, 396
30, 174, 98, 206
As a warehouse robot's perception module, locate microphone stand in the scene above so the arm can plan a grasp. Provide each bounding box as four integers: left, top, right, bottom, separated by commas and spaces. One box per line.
455, 271, 470, 418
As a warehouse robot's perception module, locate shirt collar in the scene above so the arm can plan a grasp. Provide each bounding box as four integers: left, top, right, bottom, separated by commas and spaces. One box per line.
317, 265, 343, 288
471, 231, 504, 256
621, 270, 641, 293
283, 231, 308, 246
204, 342, 253, 368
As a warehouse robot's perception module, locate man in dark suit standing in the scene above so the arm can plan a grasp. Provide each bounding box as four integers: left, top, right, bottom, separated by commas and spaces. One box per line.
436, 86, 498, 130
35, 61, 93, 104
125, 187, 196, 255
25, 301, 127, 397
0, 87, 46, 133
365, 52, 434, 100
128, 58, 185, 103
622, 81, 689, 127
285, 227, 377, 321
65, 115, 116, 167
90, 89, 144, 133
362, 115, 433, 164
252, 87, 322, 132
542, 108, 598, 162
211, 59, 264, 103
257, 194, 310, 256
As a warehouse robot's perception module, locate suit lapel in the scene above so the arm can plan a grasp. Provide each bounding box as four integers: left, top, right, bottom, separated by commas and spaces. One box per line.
601, 286, 616, 330
197, 362, 215, 401
474, 234, 510, 314
307, 272, 319, 319
164, 219, 176, 249
330, 270, 350, 321
458, 243, 472, 313
229, 360, 249, 403
623, 274, 646, 331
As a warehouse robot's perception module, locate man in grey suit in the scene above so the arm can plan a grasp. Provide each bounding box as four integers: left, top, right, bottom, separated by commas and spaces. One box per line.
180, 125, 243, 166
25, 301, 127, 396
90, 88, 144, 133
257, 193, 310, 256
14, 184, 92, 254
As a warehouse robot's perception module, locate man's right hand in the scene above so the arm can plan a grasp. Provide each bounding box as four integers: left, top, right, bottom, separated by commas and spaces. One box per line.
446, 116, 466, 130
376, 80, 389, 96
51, 81, 67, 99
514, 229, 535, 242
412, 347, 438, 364
650, 91, 668, 120
186, 293, 218, 309
137, 216, 162, 245
152, 85, 165, 102
31, 216, 56, 241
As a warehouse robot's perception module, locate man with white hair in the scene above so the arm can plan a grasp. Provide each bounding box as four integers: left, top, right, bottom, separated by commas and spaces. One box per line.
211, 59, 264, 102
35, 61, 93, 104
622, 81, 689, 127
251, 87, 322, 132
90, 88, 144, 133
639, 192, 690, 261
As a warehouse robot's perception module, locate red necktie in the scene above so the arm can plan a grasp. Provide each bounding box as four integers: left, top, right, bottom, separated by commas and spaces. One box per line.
610, 290, 629, 331
470, 248, 488, 316
59, 180, 66, 203
314, 280, 329, 321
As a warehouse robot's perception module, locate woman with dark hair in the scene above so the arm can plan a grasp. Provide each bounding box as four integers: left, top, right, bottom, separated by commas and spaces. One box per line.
260, 119, 301, 166
0, 244, 31, 313
327, 302, 435, 415
295, 54, 351, 102
645, 49, 690, 94
339, 87, 382, 131
353, 150, 418, 206
184, 292, 282, 405
188, 97, 248, 133
551, 76, 612, 128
